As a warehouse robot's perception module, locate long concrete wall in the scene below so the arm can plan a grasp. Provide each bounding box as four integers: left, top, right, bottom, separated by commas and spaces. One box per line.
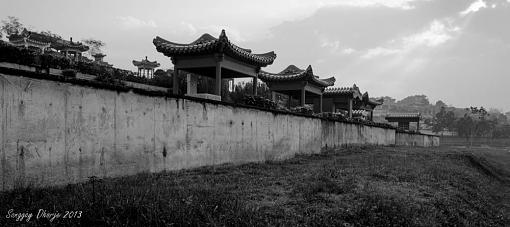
0, 72, 436, 191
395, 132, 440, 147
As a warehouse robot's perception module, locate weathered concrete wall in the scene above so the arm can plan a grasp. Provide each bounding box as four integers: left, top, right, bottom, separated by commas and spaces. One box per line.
395, 132, 440, 147
321, 121, 395, 149
0, 72, 434, 191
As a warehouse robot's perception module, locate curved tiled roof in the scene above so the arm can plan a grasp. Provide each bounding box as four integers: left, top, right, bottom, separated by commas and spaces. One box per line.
9, 29, 89, 52
362, 92, 383, 106
323, 84, 362, 99
258, 65, 335, 87
133, 56, 160, 68
153, 30, 276, 67
386, 113, 421, 119
51, 39, 89, 52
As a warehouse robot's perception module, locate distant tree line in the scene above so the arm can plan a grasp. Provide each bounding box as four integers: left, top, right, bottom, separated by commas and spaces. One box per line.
430, 106, 510, 139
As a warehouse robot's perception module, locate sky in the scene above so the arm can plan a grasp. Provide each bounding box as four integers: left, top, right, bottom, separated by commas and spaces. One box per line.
1, 0, 509, 112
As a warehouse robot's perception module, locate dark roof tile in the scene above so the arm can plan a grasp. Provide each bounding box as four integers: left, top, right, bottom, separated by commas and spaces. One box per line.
258, 65, 335, 87
153, 30, 276, 67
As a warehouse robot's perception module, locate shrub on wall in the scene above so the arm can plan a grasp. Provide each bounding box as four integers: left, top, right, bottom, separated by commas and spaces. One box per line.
290, 105, 314, 115
242, 95, 277, 110
0, 41, 171, 88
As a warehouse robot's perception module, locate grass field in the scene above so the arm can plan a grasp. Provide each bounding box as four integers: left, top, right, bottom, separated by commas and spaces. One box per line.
1, 146, 509, 226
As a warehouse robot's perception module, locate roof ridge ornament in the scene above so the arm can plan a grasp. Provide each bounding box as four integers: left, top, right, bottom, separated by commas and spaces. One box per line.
217, 29, 228, 53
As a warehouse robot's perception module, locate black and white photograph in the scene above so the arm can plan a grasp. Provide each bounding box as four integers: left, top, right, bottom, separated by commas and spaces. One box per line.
0, 0, 509, 226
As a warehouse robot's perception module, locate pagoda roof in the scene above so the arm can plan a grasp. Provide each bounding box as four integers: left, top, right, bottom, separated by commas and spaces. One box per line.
133, 56, 160, 69
323, 84, 362, 99
9, 30, 89, 52
258, 65, 335, 87
51, 39, 89, 52
153, 30, 276, 67
8, 30, 52, 48
385, 113, 421, 122
362, 92, 383, 106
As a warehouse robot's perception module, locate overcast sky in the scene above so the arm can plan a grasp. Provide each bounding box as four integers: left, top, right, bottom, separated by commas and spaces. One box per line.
1, 0, 509, 111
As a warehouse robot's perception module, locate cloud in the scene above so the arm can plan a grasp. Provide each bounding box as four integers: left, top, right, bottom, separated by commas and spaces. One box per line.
460, 0, 487, 16
361, 20, 459, 59
403, 20, 458, 47
342, 48, 356, 54
320, 39, 340, 51
362, 47, 400, 59
318, 34, 357, 55
117, 16, 157, 29
314, 0, 430, 10
178, 22, 197, 35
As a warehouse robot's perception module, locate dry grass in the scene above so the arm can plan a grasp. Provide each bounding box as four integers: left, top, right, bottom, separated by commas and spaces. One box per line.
1, 146, 509, 226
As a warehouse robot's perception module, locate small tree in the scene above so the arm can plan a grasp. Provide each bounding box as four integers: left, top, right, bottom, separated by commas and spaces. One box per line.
1, 16, 25, 37
83, 38, 106, 56
432, 106, 456, 135
40, 30, 62, 39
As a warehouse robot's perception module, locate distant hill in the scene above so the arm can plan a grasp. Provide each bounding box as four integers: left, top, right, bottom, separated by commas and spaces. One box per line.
372, 95, 510, 132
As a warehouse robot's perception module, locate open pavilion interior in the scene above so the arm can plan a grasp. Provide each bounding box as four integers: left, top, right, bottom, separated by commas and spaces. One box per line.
321, 84, 363, 117
385, 113, 421, 131
258, 65, 335, 112
319, 85, 384, 119
153, 30, 276, 100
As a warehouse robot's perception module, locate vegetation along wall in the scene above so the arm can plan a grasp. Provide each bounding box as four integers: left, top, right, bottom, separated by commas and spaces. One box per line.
0, 71, 438, 191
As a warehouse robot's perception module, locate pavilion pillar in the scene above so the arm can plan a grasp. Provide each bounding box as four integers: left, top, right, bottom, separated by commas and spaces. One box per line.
215, 61, 222, 96
319, 94, 323, 113
271, 91, 276, 102
331, 103, 335, 113
252, 77, 257, 96
370, 111, 374, 121
173, 68, 179, 95
348, 98, 353, 118
301, 88, 305, 107
417, 121, 420, 132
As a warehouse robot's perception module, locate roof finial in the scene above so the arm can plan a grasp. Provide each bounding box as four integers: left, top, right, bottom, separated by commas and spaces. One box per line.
219, 29, 227, 41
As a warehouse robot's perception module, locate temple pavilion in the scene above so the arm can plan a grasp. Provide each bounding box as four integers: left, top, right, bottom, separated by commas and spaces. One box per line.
51, 37, 89, 60
385, 113, 421, 132
8, 30, 50, 53
258, 65, 335, 112
8, 29, 89, 60
353, 92, 384, 121
133, 56, 160, 79
153, 30, 276, 100
321, 84, 363, 118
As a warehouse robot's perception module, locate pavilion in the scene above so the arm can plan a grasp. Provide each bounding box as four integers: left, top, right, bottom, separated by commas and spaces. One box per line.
153, 30, 276, 100
8, 31, 51, 53
8, 29, 89, 60
133, 56, 160, 79
354, 92, 384, 121
385, 113, 421, 132
321, 84, 363, 118
51, 37, 89, 60
258, 65, 335, 112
